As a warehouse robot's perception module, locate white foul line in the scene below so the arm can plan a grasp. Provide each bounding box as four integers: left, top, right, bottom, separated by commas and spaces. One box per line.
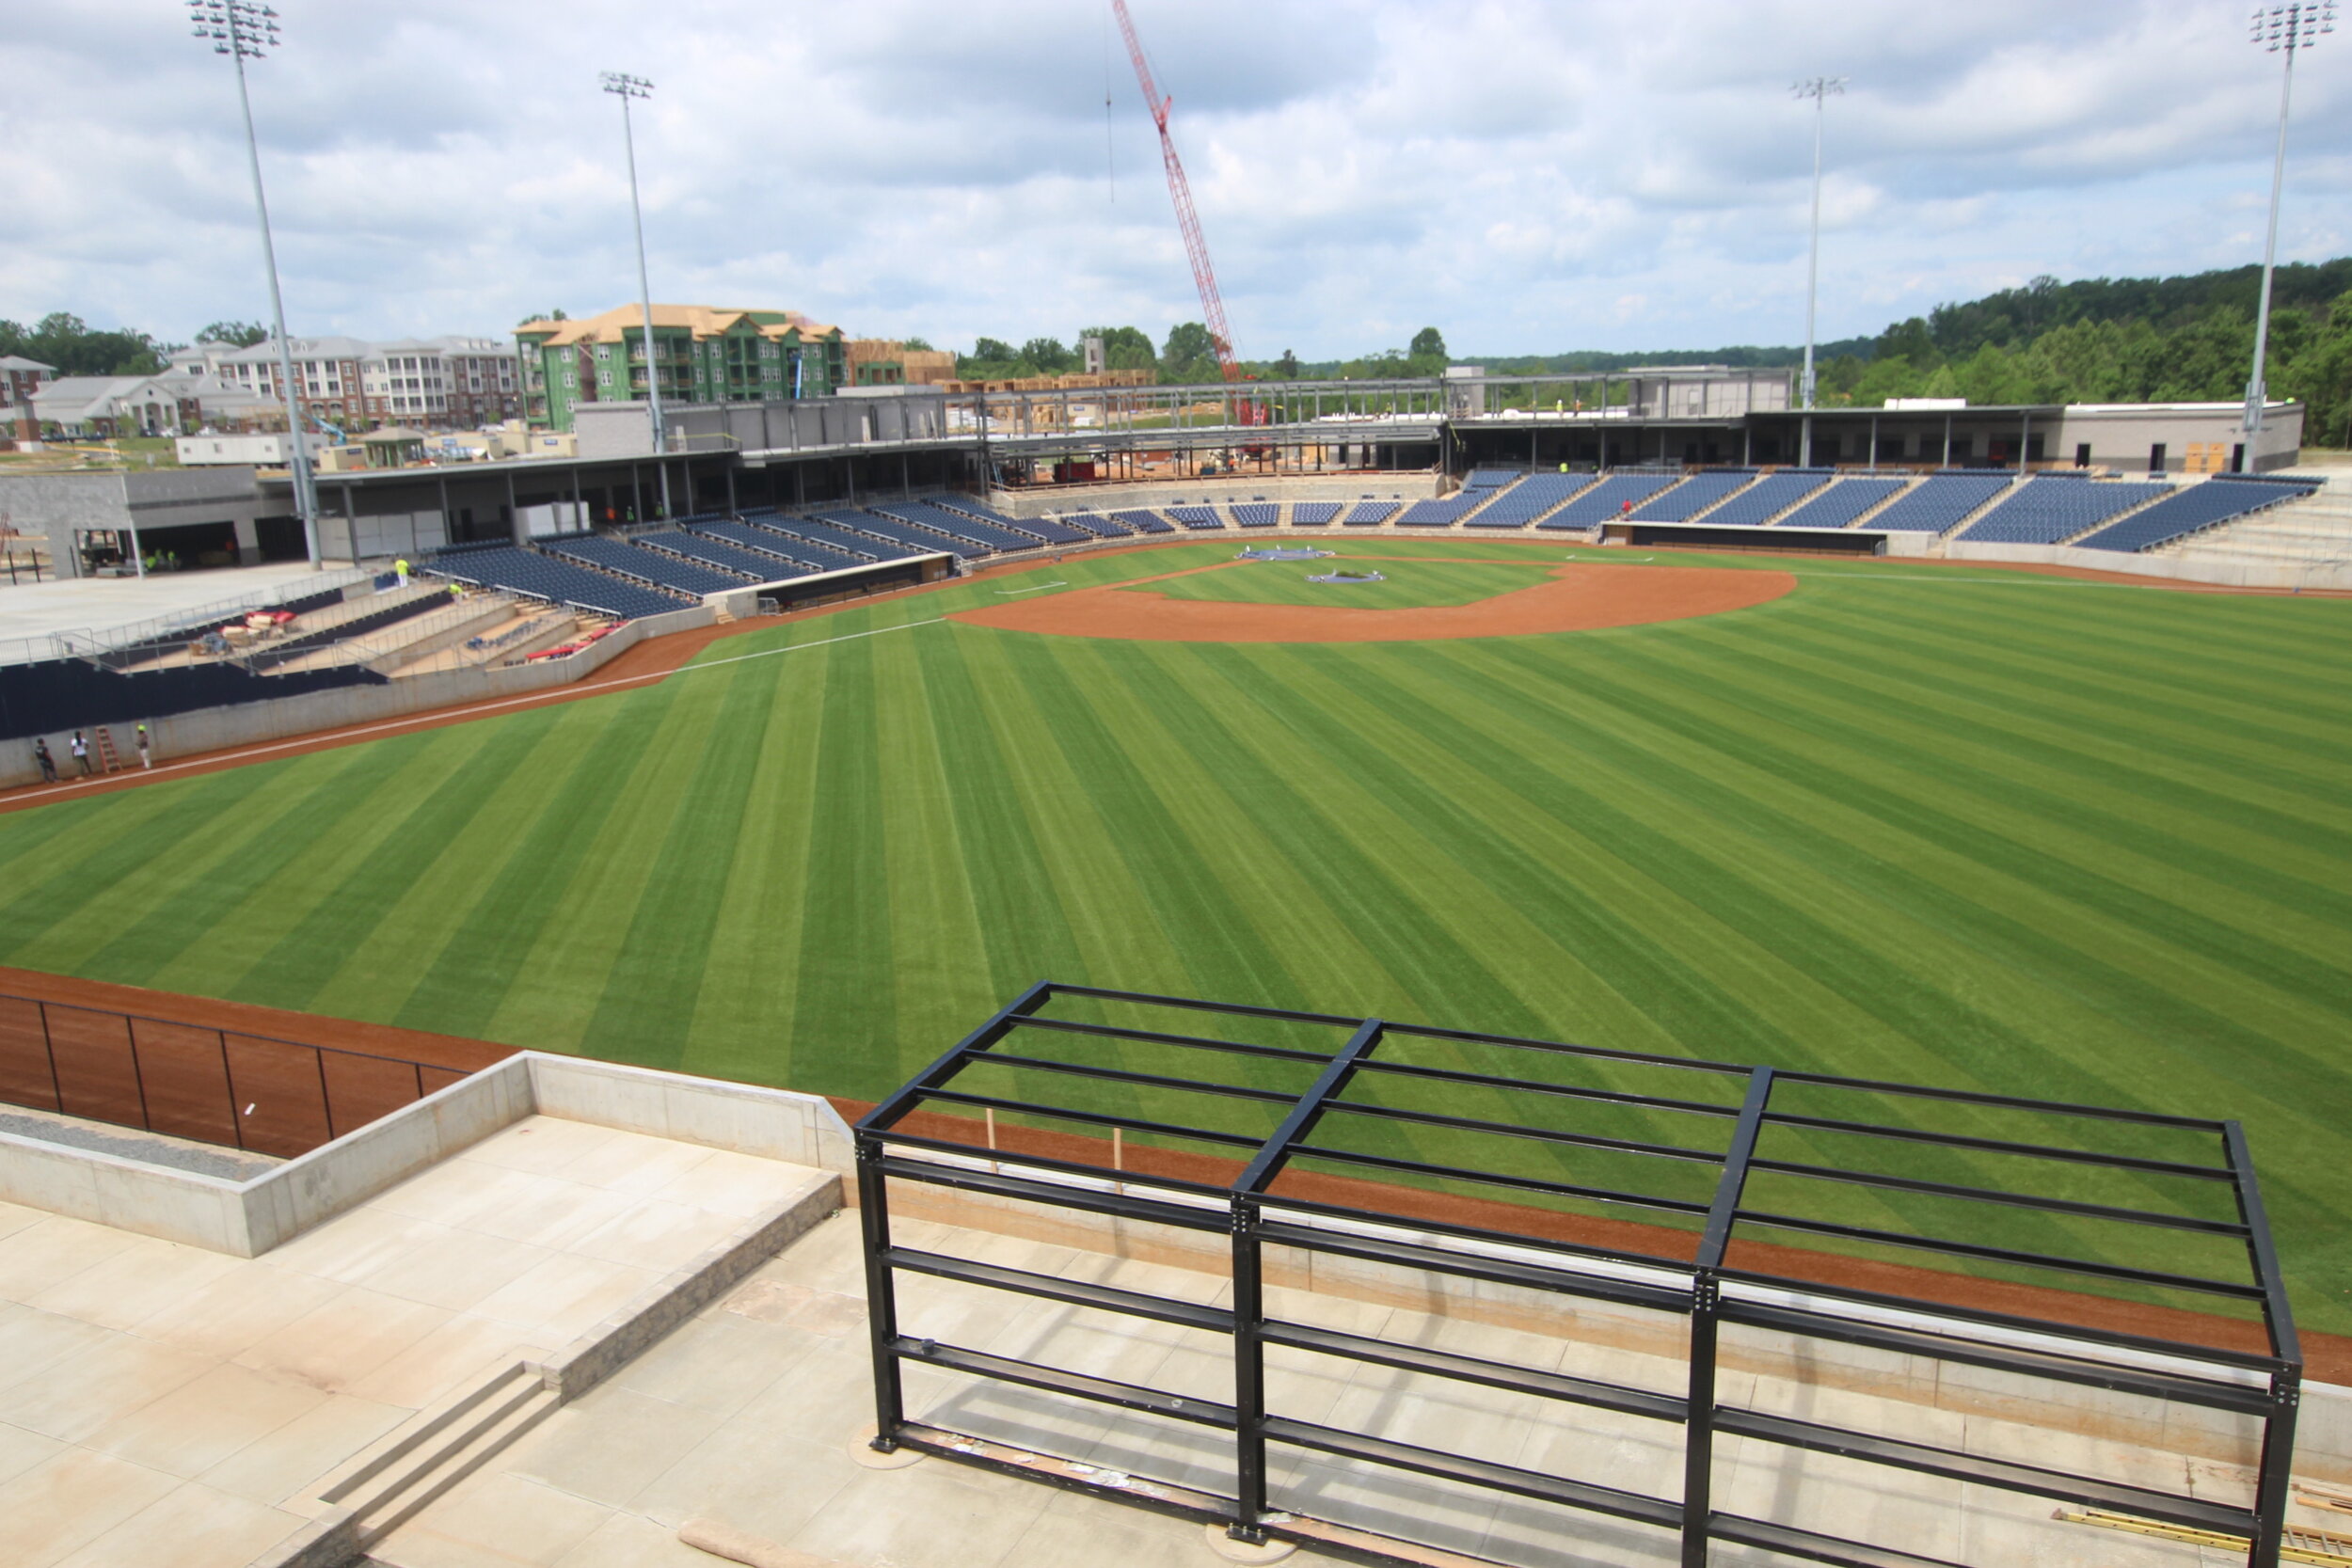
6, 616, 946, 808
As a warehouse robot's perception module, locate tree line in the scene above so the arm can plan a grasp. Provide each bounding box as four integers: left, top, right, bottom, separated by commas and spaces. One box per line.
0, 313, 273, 377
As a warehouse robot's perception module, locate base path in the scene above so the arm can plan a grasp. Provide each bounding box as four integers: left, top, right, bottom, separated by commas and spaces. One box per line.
948, 561, 1794, 642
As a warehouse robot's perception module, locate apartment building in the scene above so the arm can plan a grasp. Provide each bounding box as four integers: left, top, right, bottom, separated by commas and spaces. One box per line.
171, 335, 524, 433
515, 305, 847, 431
0, 356, 52, 438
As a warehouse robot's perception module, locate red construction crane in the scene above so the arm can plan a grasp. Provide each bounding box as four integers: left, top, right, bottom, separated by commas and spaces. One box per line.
1112, 0, 1241, 384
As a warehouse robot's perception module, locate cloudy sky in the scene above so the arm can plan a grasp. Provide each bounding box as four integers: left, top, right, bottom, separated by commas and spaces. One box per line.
4, 2, 2346, 360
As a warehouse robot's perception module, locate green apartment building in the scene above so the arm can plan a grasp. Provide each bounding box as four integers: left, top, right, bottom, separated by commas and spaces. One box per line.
515, 305, 848, 431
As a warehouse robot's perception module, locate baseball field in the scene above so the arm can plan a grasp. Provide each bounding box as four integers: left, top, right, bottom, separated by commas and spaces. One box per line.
1, 536, 2348, 1330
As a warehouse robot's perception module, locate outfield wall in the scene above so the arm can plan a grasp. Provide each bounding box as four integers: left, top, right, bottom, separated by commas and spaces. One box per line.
0, 602, 713, 792
1884, 531, 2352, 590
983, 471, 1442, 519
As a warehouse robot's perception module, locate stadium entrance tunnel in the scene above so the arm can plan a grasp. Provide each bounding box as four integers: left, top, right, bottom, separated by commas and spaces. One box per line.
755, 552, 956, 613
853, 984, 2303, 1568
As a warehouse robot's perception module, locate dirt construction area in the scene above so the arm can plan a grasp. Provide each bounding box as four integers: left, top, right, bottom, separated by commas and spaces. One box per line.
948, 556, 1796, 641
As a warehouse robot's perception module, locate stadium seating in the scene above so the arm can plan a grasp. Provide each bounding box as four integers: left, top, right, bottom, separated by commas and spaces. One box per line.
426, 546, 688, 621
1058, 513, 1133, 537
1464, 467, 1519, 489
871, 499, 1039, 551
1168, 506, 1227, 531
1960, 476, 2170, 545
543, 533, 750, 595
938, 497, 1089, 545
648, 530, 809, 579
1232, 503, 1279, 528
1290, 502, 1341, 527
750, 520, 879, 571
1466, 472, 1594, 529
1865, 472, 2013, 533
1398, 491, 1484, 526
2074, 475, 2319, 552
1772, 476, 1908, 530
1113, 509, 1175, 534
772, 515, 928, 562
824, 509, 992, 560
700, 518, 843, 570
1538, 473, 1679, 528
1343, 501, 1399, 526
1697, 470, 1833, 529
1631, 470, 1754, 521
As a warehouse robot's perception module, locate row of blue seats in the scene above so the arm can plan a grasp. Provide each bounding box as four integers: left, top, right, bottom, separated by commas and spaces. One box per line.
1464, 467, 1520, 489
1696, 470, 1832, 528
426, 546, 688, 622
644, 530, 808, 580
1959, 477, 2169, 545
873, 499, 1038, 552
1542, 474, 1678, 527
1632, 470, 1753, 522
1866, 473, 2014, 532
1467, 472, 1591, 529
1774, 476, 1906, 530
543, 533, 751, 596
2077, 475, 2318, 552
1291, 502, 1341, 526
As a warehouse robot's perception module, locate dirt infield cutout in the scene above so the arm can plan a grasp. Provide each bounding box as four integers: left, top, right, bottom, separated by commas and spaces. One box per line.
949, 558, 1796, 642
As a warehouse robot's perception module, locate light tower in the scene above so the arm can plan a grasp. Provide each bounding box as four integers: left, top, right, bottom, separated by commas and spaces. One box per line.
601, 71, 671, 516
1792, 75, 1845, 469
187, 0, 320, 566
2244, 4, 2333, 444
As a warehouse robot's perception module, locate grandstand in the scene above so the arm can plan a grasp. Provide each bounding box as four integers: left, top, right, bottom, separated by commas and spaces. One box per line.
1290, 501, 1340, 527
823, 509, 991, 560
1167, 506, 1227, 531
1698, 469, 1833, 529
543, 532, 751, 596
1957, 475, 2169, 545
740, 520, 870, 572
1396, 491, 1484, 526
1343, 500, 1399, 526
1539, 472, 1680, 528
1865, 471, 2014, 533
642, 530, 806, 580
1232, 502, 1279, 528
1465, 472, 1593, 529
424, 545, 690, 621
870, 499, 1039, 552
1111, 508, 1175, 535
699, 518, 843, 570
1463, 467, 1521, 489
1631, 469, 1753, 521
2076, 473, 2321, 552
1772, 475, 1909, 530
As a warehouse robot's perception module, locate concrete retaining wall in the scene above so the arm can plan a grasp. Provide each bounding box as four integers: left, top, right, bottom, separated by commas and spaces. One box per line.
0, 1051, 851, 1258
0, 602, 713, 789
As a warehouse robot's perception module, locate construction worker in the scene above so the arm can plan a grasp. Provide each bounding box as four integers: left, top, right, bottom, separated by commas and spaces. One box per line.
394, 556, 411, 586
135, 723, 151, 769
70, 730, 90, 776
31, 738, 56, 784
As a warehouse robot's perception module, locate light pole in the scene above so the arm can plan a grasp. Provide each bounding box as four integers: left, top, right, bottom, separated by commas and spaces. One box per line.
188, 0, 320, 566
600, 71, 671, 519
1793, 75, 1844, 469
2244, 4, 2333, 449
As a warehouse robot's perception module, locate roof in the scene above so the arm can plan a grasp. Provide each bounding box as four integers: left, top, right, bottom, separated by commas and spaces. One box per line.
216, 335, 376, 364
0, 355, 54, 372
516, 303, 842, 347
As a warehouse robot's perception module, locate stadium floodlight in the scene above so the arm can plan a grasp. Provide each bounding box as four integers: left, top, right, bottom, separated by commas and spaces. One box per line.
600, 71, 671, 516
187, 0, 320, 567
2244, 4, 2333, 440
1792, 76, 1845, 468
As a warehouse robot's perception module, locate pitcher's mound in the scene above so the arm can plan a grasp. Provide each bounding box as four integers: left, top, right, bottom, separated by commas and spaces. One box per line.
948, 562, 1793, 643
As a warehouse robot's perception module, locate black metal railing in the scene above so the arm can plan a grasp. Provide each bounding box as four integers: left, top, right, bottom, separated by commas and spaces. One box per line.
0, 992, 483, 1159
853, 982, 2301, 1568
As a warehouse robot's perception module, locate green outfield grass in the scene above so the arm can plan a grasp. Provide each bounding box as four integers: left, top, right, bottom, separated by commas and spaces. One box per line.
2, 536, 2349, 1330
1126, 556, 1555, 610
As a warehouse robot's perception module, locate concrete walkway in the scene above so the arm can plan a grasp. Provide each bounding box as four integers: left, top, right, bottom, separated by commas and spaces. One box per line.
0, 562, 338, 647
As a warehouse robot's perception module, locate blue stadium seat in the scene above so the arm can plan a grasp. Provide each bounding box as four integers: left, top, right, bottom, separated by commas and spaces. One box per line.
873, 499, 1041, 551
1631, 470, 1756, 522
1773, 477, 1908, 530
1538, 474, 1678, 528
1466, 473, 1595, 529
1866, 473, 2013, 533
1168, 507, 1227, 531
647, 530, 808, 580
1960, 477, 2171, 545
1232, 503, 1279, 528
1112, 509, 1175, 534
425, 546, 689, 621
2075, 475, 2319, 552
811, 510, 990, 561
1058, 513, 1133, 538
543, 533, 751, 595
1290, 502, 1341, 527
1698, 470, 1833, 528
1343, 501, 1398, 526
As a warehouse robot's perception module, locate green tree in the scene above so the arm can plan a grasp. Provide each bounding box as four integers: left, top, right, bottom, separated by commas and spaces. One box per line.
1080, 325, 1156, 372
901, 336, 934, 351
198, 320, 269, 348
1407, 326, 1448, 372
1020, 337, 1075, 374
971, 337, 1017, 363
0, 312, 166, 375
1161, 322, 1220, 384
1276, 348, 1301, 380
516, 309, 568, 325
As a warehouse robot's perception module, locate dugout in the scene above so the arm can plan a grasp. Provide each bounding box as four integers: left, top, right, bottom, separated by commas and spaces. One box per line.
1612, 521, 1886, 554
754, 551, 955, 613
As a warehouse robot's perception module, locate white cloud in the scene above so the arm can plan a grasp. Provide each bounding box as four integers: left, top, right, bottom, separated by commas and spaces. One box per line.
1, 0, 2344, 358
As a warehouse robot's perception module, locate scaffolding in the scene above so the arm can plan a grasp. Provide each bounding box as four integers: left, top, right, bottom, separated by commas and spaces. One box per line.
855, 982, 2301, 1568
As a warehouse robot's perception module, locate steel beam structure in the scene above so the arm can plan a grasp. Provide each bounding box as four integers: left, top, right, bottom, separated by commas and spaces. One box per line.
855, 983, 2299, 1568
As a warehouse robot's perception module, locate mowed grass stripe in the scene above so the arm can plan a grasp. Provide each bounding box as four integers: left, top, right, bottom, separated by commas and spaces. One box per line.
393, 695, 664, 1038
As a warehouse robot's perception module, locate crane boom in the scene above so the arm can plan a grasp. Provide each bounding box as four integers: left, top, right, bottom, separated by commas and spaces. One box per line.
1111, 0, 1240, 382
